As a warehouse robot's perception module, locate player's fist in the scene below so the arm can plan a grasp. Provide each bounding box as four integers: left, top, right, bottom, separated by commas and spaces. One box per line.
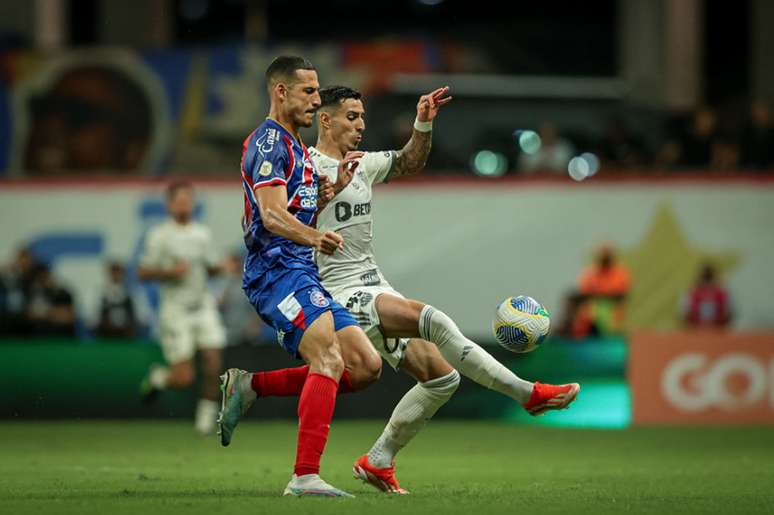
416, 86, 452, 123
335, 151, 364, 193
315, 231, 344, 255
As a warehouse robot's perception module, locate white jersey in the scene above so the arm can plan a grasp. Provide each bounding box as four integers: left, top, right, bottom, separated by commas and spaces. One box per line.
140, 220, 220, 309
310, 147, 395, 292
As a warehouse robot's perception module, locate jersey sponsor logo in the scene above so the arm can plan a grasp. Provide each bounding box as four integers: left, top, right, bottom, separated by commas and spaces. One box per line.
259, 161, 273, 176
296, 184, 318, 210
335, 201, 371, 222
256, 128, 278, 155
309, 288, 329, 308
359, 269, 381, 286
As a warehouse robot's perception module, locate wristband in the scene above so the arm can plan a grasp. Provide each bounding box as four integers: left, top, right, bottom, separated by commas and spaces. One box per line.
413, 118, 433, 132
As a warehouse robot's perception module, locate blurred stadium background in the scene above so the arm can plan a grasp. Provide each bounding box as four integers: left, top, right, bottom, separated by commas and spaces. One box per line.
1, 0, 774, 513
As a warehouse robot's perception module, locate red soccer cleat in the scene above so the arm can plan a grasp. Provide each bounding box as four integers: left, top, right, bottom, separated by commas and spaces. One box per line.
523, 381, 580, 416
352, 455, 409, 494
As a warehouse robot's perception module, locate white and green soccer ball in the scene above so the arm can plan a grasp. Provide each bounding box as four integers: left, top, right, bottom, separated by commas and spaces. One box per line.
492, 296, 550, 353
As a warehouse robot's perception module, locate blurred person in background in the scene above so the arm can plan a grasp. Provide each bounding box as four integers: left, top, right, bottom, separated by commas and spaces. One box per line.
137, 180, 226, 435
95, 261, 138, 339
659, 107, 736, 170
677, 107, 716, 168
25, 264, 76, 338
598, 117, 649, 169
216, 251, 268, 347
518, 122, 574, 174
22, 65, 152, 175
0, 247, 41, 337
741, 100, 774, 170
571, 244, 631, 339
682, 263, 732, 329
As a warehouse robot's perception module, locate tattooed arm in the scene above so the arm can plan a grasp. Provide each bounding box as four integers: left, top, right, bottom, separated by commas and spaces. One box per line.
391, 86, 453, 179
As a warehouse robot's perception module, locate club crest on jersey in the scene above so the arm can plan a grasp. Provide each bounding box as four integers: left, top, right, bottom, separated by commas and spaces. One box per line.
309, 288, 329, 308
259, 161, 273, 176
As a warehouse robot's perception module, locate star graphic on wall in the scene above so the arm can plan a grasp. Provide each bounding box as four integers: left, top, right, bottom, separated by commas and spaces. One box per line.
620, 202, 741, 330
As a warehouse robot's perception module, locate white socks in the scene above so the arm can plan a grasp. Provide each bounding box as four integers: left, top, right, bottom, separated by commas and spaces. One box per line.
368, 370, 460, 468
149, 366, 169, 389
195, 398, 219, 435
419, 305, 533, 404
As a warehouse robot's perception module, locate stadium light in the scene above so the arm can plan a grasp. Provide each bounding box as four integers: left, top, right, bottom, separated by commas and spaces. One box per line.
471, 150, 507, 177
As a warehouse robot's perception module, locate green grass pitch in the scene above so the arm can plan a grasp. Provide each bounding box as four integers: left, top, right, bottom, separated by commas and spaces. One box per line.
1, 420, 773, 514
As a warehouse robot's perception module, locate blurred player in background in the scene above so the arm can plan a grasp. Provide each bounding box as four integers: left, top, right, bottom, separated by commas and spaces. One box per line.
217, 56, 383, 498
311, 85, 581, 493
138, 180, 225, 435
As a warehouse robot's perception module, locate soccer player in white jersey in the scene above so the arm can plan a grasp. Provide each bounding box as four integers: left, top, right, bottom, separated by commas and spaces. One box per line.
138, 181, 226, 435
310, 86, 581, 493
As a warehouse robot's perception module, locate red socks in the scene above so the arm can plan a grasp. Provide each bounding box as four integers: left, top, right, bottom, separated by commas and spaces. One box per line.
294, 373, 338, 476
251, 366, 355, 397
251, 365, 310, 397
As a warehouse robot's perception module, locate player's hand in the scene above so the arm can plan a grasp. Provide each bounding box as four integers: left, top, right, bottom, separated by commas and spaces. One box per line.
318, 175, 335, 209
335, 151, 364, 193
416, 86, 452, 123
315, 231, 344, 255
169, 261, 189, 279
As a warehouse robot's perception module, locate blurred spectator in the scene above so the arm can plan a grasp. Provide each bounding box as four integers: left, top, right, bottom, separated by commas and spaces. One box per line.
678, 107, 717, 168
25, 265, 76, 338
598, 118, 648, 169
95, 261, 138, 338
682, 263, 732, 329
569, 244, 631, 339
0, 247, 42, 337
518, 122, 574, 174
658, 107, 741, 170
217, 252, 268, 346
740, 101, 774, 170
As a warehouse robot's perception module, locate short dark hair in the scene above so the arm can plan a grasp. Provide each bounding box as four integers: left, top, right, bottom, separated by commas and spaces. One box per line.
265, 56, 315, 90
319, 86, 362, 111
166, 179, 193, 200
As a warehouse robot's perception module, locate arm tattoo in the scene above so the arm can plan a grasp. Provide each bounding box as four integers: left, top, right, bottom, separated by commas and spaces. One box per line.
393, 129, 432, 177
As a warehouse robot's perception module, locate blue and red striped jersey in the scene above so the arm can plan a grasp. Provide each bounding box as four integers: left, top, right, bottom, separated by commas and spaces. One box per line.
240, 118, 320, 286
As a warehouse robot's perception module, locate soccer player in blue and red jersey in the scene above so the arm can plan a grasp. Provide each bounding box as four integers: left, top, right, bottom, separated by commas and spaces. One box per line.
217, 56, 382, 498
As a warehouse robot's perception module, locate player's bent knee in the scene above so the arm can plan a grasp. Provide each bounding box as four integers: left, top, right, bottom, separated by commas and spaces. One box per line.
314, 340, 346, 379
169, 364, 196, 388
422, 369, 460, 401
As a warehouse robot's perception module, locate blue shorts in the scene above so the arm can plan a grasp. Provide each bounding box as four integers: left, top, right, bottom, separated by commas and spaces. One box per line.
244, 268, 358, 359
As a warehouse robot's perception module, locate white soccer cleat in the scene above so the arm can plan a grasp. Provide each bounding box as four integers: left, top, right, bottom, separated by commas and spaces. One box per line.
282, 474, 355, 498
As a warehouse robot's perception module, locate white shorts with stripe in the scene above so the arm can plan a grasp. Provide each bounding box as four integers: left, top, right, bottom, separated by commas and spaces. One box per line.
327, 282, 410, 370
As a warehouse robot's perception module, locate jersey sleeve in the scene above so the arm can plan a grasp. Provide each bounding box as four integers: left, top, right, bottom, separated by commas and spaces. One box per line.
140, 227, 164, 268
360, 150, 396, 185
246, 127, 290, 190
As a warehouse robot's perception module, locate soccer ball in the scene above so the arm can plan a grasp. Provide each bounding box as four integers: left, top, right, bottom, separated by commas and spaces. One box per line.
492, 296, 550, 353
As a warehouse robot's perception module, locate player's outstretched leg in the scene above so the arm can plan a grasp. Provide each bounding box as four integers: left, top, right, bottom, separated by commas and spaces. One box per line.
377, 295, 580, 415
217, 362, 368, 447
354, 339, 459, 494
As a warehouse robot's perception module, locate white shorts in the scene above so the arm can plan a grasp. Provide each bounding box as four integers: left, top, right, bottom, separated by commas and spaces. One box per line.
329, 282, 410, 370
158, 299, 226, 364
